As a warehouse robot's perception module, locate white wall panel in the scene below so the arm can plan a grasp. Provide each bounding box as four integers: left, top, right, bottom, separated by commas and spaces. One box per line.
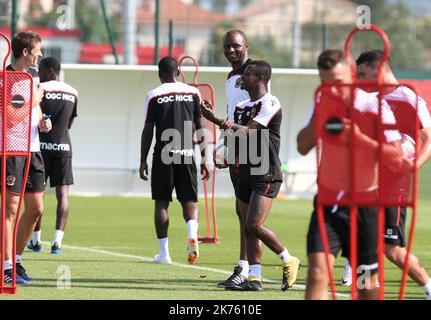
61, 64, 319, 198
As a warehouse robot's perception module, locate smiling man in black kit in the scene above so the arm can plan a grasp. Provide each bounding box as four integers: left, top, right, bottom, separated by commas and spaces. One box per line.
201, 60, 300, 292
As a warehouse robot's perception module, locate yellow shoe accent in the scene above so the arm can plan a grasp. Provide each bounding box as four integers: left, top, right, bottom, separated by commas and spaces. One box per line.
248, 275, 262, 282
187, 238, 199, 264
281, 257, 300, 291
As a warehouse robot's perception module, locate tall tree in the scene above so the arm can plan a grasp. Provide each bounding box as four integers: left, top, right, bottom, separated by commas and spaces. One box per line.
75, 1, 120, 43
346, 1, 426, 70
212, 0, 228, 13
205, 20, 237, 66
349, 0, 386, 12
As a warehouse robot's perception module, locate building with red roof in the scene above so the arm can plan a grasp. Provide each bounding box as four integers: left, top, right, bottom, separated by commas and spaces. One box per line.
79, 43, 184, 65
0, 26, 81, 64
136, 0, 227, 64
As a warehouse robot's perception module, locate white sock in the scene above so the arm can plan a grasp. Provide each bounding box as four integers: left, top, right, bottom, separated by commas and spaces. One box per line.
52, 230, 64, 247
32, 230, 41, 244
4, 260, 13, 270
157, 237, 170, 257
249, 264, 262, 280
278, 248, 292, 263
16, 255, 22, 264
238, 260, 249, 277
422, 279, 431, 296
186, 219, 198, 240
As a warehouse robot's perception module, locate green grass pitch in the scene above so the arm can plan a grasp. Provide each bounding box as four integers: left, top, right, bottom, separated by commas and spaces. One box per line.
1, 161, 431, 300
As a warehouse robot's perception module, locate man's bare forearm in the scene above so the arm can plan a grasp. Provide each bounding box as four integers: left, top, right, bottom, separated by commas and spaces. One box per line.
140, 124, 154, 163
417, 128, 431, 168
297, 122, 315, 155
205, 112, 249, 133
195, 116, 208, 163
355, 132, 403, 171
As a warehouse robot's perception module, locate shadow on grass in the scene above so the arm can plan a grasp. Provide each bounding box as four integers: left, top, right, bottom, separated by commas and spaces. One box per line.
26, 258, 144, 264
25, 277, 296, 293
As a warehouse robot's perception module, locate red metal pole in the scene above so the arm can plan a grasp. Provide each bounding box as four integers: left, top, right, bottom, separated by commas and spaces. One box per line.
350, 206, 358, 300
399, 85, 420, 300
377, 206, 385, 300
1, 32, 12, 293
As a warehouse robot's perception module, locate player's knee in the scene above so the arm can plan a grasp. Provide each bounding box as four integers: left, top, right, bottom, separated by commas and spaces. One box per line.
6, 203, 19, 218
307, 265, 329, 284
28, 204, 44, 219
307, 265, 328, 284
245, 221, 262, 237
385, 245, 401, 263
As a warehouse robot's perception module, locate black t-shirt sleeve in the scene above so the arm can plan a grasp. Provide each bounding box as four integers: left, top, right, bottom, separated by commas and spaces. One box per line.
193, 93, 201, 119
72, 98, 78, 118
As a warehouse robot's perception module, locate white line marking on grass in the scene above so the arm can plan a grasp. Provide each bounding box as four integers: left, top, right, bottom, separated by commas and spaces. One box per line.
41, 241, 349, 298
89, 246, 131, 250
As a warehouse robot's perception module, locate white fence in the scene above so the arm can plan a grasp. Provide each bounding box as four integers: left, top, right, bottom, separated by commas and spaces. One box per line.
61, 64, 319, 198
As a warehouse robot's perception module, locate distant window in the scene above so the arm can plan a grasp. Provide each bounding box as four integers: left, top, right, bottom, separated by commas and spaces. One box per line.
0, 2, 8, 26
43, 47, 62, 62
175, 37, 186, 47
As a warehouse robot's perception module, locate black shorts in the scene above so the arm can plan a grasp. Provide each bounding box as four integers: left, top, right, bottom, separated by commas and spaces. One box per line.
384, 207, 407, 247
229, 165, 239, 189
43, 155, 74, 187
307, 196, 378, 274
235, 180, 282, 203
1, 152, 45, 195
151, 154, 197, 203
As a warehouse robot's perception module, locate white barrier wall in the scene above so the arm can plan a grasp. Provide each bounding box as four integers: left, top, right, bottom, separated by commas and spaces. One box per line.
61, 64, 319, 198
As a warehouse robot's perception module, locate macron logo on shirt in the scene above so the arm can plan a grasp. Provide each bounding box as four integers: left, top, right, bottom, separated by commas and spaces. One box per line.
40, 142, 71, 152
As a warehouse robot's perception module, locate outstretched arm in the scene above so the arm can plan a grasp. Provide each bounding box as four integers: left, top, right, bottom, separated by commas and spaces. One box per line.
340, 118, 404, 172
297, 120, 316, 155
200, 100, 234, 129
194, 115, 210, 181
200, 100, 261, 133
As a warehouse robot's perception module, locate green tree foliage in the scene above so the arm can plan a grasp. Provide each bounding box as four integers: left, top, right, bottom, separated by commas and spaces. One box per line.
325, 1, 426, 71
238, 0, 252, 7
25, 1, 57, 27
212, 0, 228, 13
0, 1, 8, 27
205, 20, 237, 66
416, 16, 431, 49
359, 2, 425, 71
23, 1, 120, 43
75, 1, 120, 43
248, 36, 291, 68
349, 0, 387, 13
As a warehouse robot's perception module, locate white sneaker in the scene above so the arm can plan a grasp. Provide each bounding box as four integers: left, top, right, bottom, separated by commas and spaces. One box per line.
151, 254, 172, 264
187, 238, 199, 264
341, 265, 352, 287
